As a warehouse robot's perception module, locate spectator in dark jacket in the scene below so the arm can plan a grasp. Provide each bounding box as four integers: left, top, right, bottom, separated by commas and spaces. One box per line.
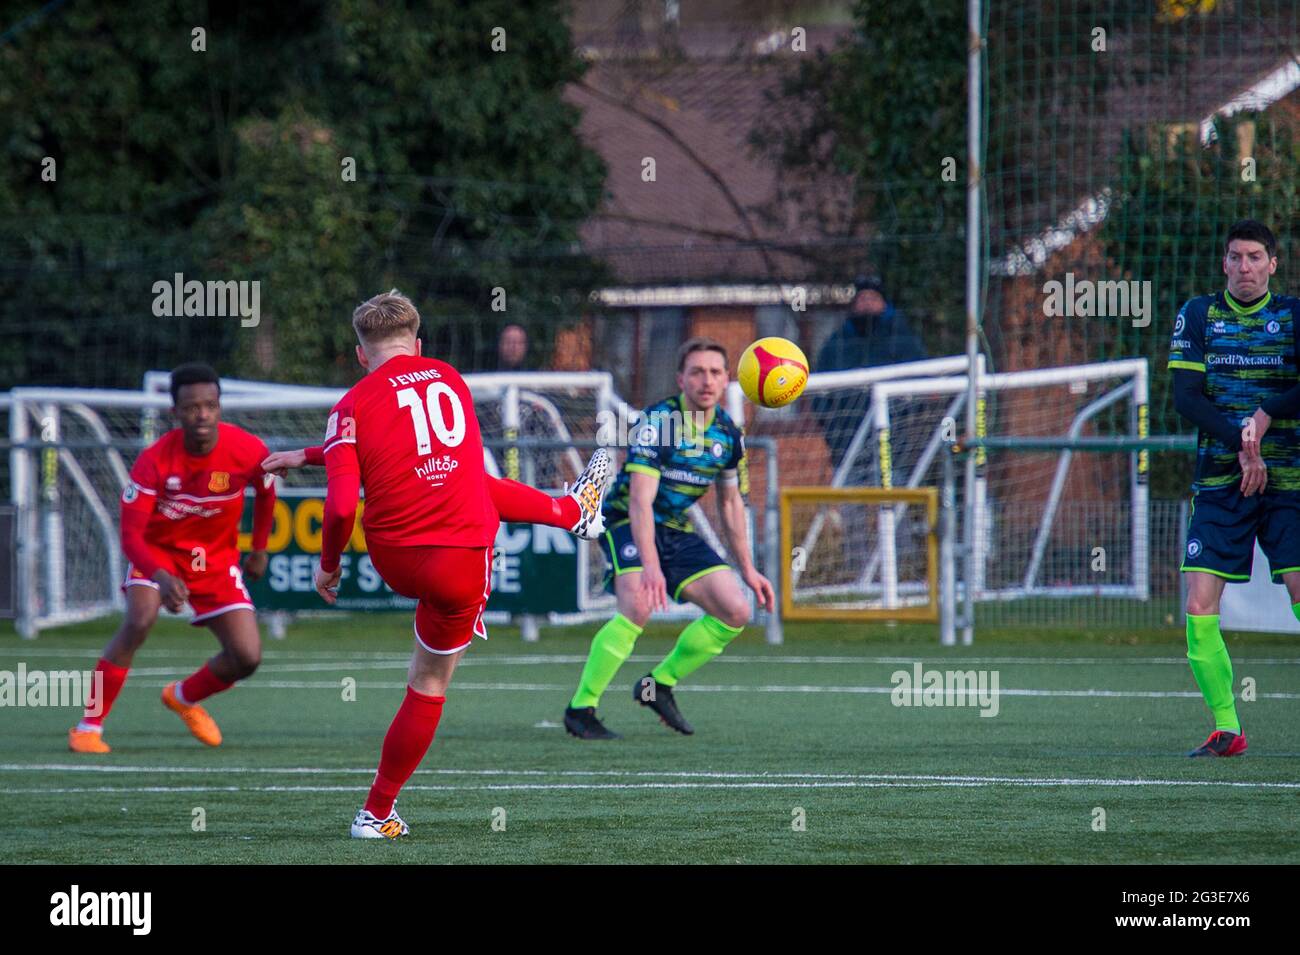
813, 276, 927, 471
816, 276, 926, 376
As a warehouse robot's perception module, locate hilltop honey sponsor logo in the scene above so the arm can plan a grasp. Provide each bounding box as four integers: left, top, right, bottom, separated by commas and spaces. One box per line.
415, 454, 460, 485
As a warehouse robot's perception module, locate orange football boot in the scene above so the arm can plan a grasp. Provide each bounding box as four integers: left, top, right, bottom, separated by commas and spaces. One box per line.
68, 727, 111, 754
161, 682, 223, 747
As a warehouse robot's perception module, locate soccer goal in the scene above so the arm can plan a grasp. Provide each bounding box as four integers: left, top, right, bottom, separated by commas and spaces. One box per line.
774, 356, 1149, 640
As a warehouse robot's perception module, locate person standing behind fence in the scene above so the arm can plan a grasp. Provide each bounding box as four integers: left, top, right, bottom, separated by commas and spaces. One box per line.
495, 323, 531, 372
812, 275, 927, 477
809, 277, 928, 580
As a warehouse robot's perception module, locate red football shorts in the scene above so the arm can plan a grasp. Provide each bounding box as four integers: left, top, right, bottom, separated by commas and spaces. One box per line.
367, 543, 493, 655
124, 554, 254, 625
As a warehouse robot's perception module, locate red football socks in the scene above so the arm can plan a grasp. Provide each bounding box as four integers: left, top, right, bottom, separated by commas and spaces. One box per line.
81, 658, 129, 727
178, 661, 235, 705
487, 476, 580, 528
365, 687, 446, 818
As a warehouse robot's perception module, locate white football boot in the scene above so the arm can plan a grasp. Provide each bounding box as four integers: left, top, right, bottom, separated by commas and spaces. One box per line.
350, 807, 409, 839
566, 447, 614, 540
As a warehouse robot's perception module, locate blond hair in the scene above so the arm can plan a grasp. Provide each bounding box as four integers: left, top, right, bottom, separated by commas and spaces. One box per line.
352, 289, 420, 345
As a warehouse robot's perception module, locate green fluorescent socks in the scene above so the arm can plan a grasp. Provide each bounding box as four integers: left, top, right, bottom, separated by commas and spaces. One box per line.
650, 615, 744, 687
1185, 614, 1240, 733
570, 614, 642, 709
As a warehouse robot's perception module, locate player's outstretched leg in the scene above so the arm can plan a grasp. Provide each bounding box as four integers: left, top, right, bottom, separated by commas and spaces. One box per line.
565, 447, 613, 539
635, 571, 746, 735
485, 448, 613, 539
69, 584, 161, 753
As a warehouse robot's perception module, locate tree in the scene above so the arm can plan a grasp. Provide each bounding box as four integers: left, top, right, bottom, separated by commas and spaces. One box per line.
749, 0, 1297, 367
0, 0, 607, 388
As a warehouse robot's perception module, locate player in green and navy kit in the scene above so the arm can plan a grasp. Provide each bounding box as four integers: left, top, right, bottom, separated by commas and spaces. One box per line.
1169, 219, 1300, 757
564, 337, 776, 739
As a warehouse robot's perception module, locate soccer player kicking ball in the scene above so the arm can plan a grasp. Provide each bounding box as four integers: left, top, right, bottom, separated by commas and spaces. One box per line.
273, 290, 610, 840
1169, 219, 1300, 757
564, 337, 775, 740
69, 363, 276, 753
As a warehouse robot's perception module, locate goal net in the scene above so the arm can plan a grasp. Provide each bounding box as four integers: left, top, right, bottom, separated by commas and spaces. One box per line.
747, 356, 1149, 622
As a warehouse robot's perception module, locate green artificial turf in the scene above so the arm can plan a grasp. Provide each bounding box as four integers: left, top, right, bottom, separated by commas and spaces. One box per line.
1, 614, 1297, 863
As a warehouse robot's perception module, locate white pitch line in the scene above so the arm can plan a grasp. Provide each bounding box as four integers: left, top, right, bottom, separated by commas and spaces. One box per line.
113, 659, 1300, 677
0, 781, 992, 794
4, 647, 1300, 666
1, 780, 1296, 794
3, 764, 1300, 790
93, 678, 1300, 700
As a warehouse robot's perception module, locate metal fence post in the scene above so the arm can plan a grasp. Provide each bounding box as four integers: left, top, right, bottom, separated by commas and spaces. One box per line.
761, 437, 783, 645
10, 399, 37, 637
940, 438, 956, 645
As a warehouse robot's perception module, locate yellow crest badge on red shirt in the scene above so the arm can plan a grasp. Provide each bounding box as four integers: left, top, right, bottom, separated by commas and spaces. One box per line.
208, 471, 230, 493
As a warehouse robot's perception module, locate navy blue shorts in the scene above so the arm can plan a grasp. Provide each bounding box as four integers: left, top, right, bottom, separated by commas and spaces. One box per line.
1182, 486, 1300, 583
598, 518, 731, 602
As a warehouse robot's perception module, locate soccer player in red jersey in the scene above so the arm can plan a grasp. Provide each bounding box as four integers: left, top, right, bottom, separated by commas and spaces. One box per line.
267, 290, 608, 839
68, 363, 276, 753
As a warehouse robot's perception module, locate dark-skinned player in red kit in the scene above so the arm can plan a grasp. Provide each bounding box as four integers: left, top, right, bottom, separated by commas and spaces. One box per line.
70, 362, 276, 753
